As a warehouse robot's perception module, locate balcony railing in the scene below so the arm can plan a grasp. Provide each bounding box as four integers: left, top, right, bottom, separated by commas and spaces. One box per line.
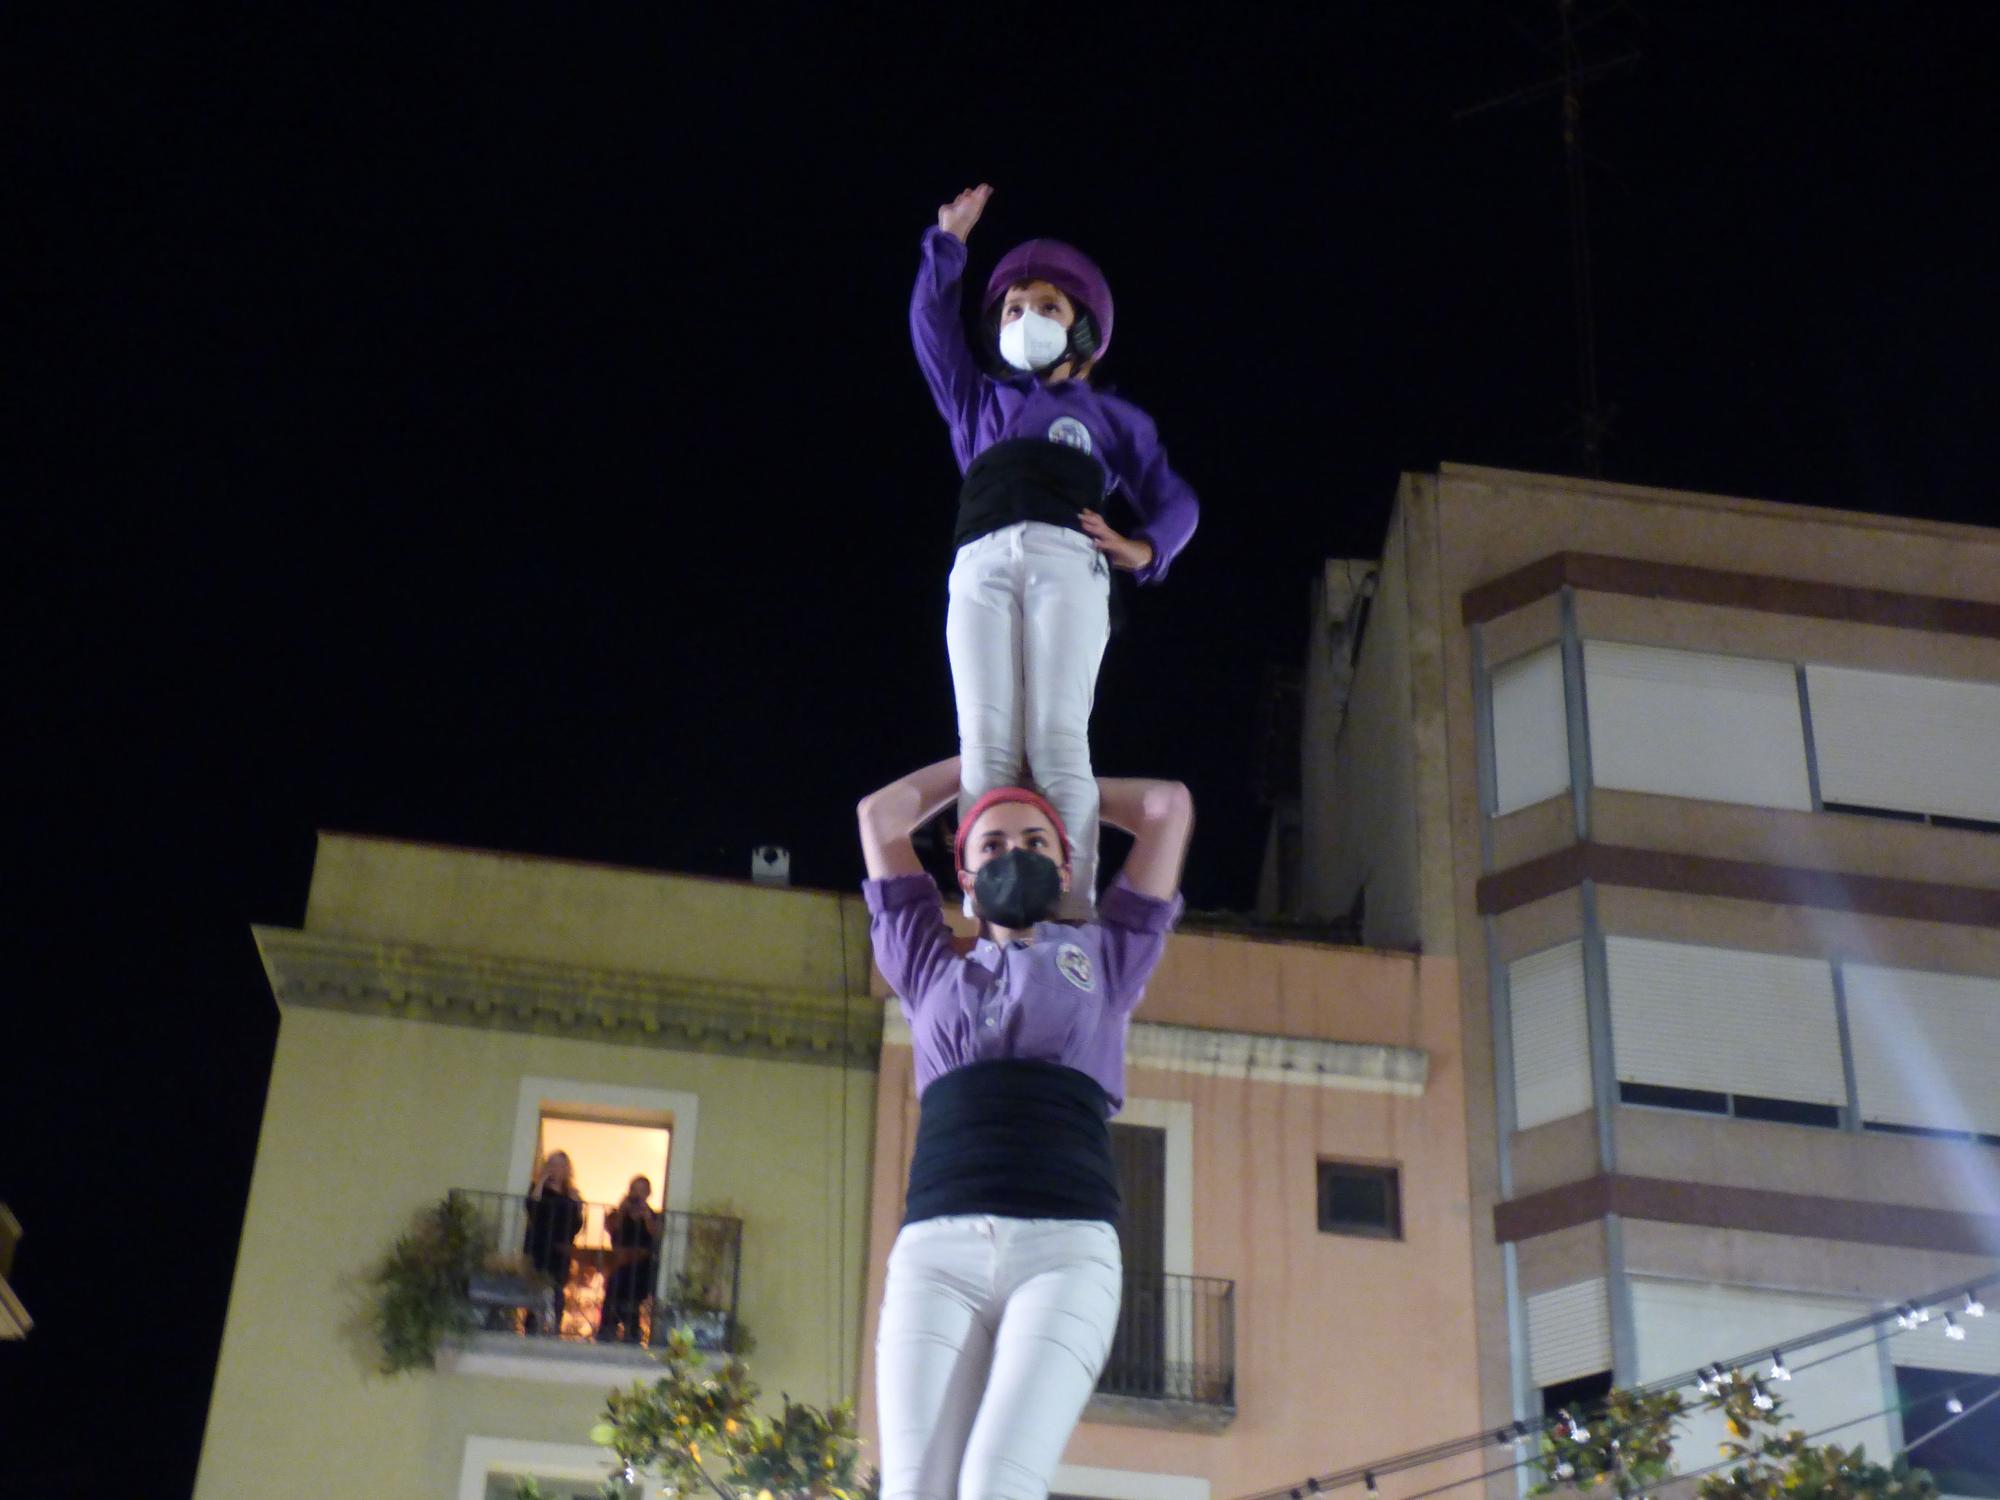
450, 1188, 742, 1351
1093, 1272, 1235, 1425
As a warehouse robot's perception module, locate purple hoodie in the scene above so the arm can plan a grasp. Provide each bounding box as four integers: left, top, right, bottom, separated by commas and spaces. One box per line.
911, 227, 1200, 587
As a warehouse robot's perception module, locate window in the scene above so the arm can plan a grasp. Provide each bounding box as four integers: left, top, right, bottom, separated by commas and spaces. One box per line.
1527, 1279, 1611, 1389
1805, 664, 2000, 825
1618, 1081, 1841, 1130
1604, 937, 1845, 1108
1629, 1281, 1890, 1477
1843, 965, 2000, 1139
1508, 941, 1592, 1130
1491, 644, 1571, 814
1583, 642, 1812, 810
1540, 1369, 1613, 1420
1898, 1367, 2000, 1499
1317, 1161, 1401, 1239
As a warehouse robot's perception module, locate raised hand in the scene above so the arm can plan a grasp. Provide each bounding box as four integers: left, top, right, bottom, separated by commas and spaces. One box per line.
938, 183, 994, 243
1079, 509, 1156, 572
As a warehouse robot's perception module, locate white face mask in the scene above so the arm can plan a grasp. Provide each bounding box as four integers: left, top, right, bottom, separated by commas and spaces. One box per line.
999, 310, 1071, 372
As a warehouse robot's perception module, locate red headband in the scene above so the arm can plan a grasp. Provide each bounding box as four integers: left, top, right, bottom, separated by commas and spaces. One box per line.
954, 787, 1072, 870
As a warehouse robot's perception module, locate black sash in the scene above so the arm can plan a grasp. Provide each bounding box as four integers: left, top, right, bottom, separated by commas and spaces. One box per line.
904, 1059, 1121, 1226
953, 437, 1106, 551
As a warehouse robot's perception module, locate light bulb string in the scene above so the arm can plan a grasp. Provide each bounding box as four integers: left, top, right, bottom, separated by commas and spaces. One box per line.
1306, 1368, 1999, 1500
1235, 1267, 1997, 1500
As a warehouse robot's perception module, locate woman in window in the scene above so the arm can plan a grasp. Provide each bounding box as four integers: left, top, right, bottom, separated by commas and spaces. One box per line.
521, 1150, 584, 1335
599, 1175, 663, 1344
857, 756, 1193, 1500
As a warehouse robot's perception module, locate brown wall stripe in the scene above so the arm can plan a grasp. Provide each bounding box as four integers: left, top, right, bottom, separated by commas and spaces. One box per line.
1495, 1173, 2000, 1257
1475, 842, 2000, 928
1460, 551, 2000, 639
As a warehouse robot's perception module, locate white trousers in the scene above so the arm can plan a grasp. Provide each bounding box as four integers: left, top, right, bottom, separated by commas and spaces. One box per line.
946, 521, 1111, 918
877, 1216, 1123, 1500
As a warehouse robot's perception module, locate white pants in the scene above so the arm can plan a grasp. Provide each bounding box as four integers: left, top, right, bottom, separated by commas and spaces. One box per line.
877, 1216, 1123, 1500
946, 521, 1111, 918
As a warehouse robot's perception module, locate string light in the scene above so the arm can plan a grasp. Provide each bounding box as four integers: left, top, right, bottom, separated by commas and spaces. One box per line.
1946, 1396, 1965, 1415
1241, 1274, 1997, 1500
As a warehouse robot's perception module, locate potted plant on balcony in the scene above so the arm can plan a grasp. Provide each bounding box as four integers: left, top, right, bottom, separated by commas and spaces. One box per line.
368, 1195, 483, 1373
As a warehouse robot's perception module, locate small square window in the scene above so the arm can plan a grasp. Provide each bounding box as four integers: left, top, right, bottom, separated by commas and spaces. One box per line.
1317, 1160, 1401, 1239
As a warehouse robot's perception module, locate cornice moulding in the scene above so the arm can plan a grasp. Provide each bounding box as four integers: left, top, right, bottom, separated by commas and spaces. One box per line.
252, 926, 881, 1067
881, 1002, 1428, 1094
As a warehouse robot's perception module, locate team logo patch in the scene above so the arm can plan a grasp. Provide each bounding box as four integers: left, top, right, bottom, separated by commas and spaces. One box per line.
1056, 943, 1096, 991
1047, 416, 1093, 455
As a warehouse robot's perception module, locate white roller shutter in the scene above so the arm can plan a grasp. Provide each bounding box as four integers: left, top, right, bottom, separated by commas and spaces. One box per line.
1528, 1278, 1612, 1388
1629, 1280, 1890, 1477
1890, 1304, 2000, 1377
1509, 942, 1593, 1130
1805, 664, 2000, 823
1844, 964, 2000, 1137
1605, 937, 1845, 1104
1584, 642, 1812, 810
1492, 645, 1572, 815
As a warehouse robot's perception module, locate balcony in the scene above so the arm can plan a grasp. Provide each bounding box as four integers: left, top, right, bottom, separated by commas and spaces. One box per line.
449, 1189, 742, 1360
1086, 1272, 1236, 1432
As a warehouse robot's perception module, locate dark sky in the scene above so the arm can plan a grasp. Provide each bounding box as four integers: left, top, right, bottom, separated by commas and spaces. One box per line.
7, 4, 1997, 1491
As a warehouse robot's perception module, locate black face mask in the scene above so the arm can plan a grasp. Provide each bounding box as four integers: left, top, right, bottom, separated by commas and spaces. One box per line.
971, 848, 1064, 929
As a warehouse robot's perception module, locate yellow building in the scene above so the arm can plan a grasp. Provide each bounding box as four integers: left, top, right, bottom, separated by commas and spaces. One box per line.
1263, 464, 2000, 1495
196, 833, 878, 1500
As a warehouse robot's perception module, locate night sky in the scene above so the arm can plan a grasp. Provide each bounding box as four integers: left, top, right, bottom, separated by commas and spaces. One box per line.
7, 5, 1997, 1492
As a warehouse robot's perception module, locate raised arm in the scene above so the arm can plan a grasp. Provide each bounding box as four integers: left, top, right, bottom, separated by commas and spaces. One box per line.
1097, 778, 1194, 900
858, 756, 963, 880
911, 185, 994, 470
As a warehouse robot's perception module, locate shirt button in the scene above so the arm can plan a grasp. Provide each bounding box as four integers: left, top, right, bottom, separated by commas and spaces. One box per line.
983, 1015, 999, 1028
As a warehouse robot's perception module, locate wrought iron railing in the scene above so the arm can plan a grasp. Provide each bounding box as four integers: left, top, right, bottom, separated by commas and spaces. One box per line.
1097, 1271, 1235, 1409
450, 1189, 742, 1351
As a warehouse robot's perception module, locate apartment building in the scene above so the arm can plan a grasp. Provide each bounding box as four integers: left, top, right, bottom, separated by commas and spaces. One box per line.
1261, 464, 2000, 1494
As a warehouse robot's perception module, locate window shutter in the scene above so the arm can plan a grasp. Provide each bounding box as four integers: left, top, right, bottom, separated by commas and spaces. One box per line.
1509, 942, 1593, 1130
1844, 964, 2000, 1137
1584, 642, 1812, 810
1805, 664, 2000, 823
1605, 937, 1845, 1104
1492, 645, 1572, 815
1528, 1278, 1612, 1388
1629, 1281, 1889, 1475
1890, 1306, 2000, 1377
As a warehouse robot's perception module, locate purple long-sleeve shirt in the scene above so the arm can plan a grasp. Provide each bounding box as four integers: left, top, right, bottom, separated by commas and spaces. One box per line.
865, 871, 1183, 1113
911, 226, 1200, 587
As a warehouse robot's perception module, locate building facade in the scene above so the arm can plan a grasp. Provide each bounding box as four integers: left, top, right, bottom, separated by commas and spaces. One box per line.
1263, 465, 2000, 1495
197, 833, 878, 1500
